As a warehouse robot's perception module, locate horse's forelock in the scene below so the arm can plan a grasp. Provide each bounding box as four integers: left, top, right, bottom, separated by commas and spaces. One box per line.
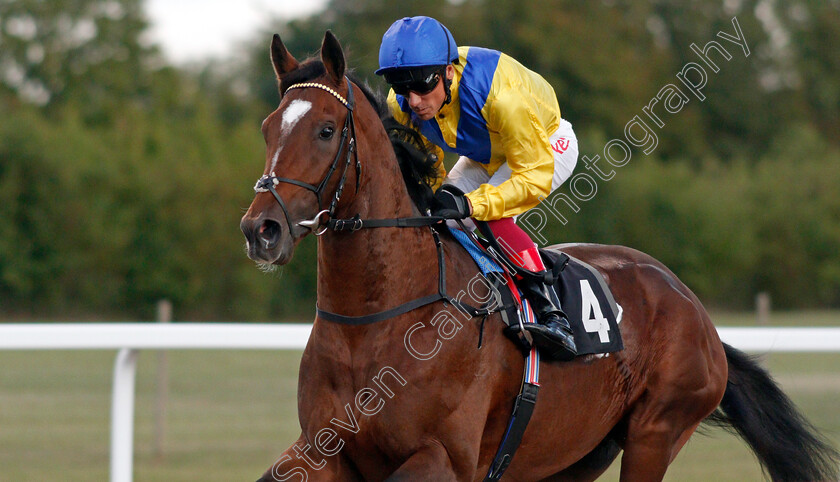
278, 60, 327, 95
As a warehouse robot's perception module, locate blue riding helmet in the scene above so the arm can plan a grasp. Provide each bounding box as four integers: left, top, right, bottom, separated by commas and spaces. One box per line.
375, 16, 459, 75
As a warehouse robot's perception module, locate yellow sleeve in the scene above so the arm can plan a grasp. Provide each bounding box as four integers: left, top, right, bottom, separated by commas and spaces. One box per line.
466, 88, 554, 220
386, 90, 447, 192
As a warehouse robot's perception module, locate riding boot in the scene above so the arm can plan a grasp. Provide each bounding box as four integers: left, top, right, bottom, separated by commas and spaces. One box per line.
513, 247, 577, 361
519, 278, 577, 361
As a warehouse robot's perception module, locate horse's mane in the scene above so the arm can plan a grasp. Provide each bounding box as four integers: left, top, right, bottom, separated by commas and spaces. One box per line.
280, 59, 440, 213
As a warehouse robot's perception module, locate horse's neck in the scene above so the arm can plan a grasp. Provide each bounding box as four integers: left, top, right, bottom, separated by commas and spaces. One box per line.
316, 152, 438, 316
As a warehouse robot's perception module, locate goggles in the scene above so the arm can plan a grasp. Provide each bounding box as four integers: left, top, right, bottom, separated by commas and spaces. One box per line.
384, 66, 444, 96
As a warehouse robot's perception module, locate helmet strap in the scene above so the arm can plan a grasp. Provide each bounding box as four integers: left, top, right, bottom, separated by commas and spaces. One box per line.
442, 67, 453, 106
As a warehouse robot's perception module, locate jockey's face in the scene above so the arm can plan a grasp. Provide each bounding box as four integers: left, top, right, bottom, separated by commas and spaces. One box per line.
406, 65, 454, 121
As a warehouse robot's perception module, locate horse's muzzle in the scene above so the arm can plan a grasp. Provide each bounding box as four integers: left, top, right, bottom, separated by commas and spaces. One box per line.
241, 215, 286, 263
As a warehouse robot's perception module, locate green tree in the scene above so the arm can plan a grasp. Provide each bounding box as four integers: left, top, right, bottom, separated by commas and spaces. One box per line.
0, 0, 162, 122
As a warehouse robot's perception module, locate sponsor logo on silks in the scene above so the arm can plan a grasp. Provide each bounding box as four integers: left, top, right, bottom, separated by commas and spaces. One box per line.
552, 138, 570, 154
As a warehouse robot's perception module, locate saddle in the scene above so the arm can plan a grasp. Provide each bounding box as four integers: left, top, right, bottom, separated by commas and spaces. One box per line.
448, 224, 624, 357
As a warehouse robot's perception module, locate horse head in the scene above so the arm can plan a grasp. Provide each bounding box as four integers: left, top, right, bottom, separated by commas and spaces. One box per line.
240, 31, 361, 266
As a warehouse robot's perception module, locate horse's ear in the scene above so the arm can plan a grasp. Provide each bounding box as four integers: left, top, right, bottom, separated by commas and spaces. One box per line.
270, 34, 299, 80
320, 30, 345, 84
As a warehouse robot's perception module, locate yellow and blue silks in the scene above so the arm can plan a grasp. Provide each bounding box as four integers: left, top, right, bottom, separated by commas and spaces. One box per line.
387, 46, 563, 221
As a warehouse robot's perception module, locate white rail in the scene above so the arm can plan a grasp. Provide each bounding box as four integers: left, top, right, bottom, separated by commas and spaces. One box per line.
716, 327, 840, 352
0, 323, 838, 482
0, 323, 313, 349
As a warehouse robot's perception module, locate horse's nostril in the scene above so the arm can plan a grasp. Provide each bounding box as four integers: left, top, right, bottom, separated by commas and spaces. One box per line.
258, 219, 282, 247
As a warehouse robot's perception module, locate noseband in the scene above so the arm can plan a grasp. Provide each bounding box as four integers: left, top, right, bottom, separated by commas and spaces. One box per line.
254, 77, 360, 235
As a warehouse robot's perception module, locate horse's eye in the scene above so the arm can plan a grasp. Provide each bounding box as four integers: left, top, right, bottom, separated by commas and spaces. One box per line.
319, 126, 335, 140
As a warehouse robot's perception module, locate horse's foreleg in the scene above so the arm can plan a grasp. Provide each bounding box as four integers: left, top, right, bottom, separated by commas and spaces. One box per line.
257, 434, 362, 482
384, 440, 461, 482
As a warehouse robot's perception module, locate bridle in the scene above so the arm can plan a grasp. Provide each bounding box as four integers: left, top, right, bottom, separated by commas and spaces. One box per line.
249, 76, 492, 326
254, 77, 360, 236
253, 76, 447, 234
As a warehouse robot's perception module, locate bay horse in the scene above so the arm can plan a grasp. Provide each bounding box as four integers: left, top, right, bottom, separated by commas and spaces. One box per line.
240, 31, 840, 481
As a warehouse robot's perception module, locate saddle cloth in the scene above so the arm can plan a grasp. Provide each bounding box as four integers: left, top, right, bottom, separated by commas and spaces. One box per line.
449, 228, 623, 356
541, 249, 624, 355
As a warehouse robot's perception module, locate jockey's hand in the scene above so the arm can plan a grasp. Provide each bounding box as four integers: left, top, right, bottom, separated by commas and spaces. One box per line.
433, 184, 472, 219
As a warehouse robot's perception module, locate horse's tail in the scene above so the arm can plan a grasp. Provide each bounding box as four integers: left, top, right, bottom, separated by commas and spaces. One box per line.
703, 343, 840, 481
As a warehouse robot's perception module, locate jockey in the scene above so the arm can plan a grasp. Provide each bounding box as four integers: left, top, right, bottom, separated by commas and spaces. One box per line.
376, 16, 579, 361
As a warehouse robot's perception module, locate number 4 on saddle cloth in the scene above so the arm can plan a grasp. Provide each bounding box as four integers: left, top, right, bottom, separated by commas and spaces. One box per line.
448, 226, 624, 357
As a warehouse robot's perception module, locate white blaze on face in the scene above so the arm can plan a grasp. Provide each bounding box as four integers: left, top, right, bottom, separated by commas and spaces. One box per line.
281, 99, 312, 134
270, 147, 282, 173
270, 99, 312, 171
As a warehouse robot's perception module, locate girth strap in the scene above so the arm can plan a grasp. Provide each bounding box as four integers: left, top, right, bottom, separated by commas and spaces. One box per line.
484, 382, 540, 480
